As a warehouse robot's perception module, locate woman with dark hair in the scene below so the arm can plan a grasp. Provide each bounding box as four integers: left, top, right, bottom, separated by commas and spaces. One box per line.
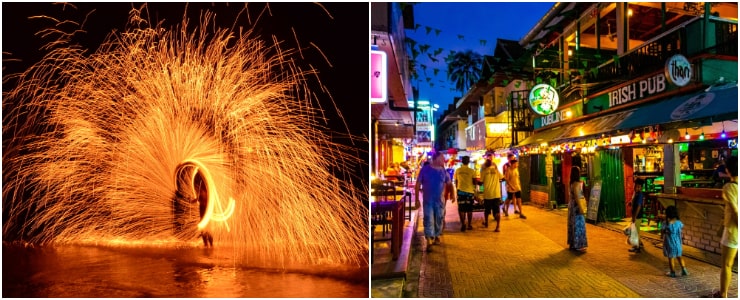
567, 166, 588, 251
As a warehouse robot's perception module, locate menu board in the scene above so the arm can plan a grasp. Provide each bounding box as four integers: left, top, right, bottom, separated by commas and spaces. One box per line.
586, 181, 601, 222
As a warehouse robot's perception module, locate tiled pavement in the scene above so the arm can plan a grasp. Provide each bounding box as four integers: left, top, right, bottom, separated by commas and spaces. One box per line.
409, 200, 738, 298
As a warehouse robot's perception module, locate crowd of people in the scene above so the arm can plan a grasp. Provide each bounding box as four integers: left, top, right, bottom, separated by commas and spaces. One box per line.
411, 150, 737, 296
414, 151, 527, 251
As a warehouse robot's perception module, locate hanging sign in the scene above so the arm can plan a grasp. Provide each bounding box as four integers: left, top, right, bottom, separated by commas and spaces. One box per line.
665, 54, 692, 87
528, 84, 559, 115
370, 49, 387, 103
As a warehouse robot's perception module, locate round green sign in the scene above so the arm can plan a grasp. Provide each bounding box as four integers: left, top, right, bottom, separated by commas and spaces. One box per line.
528, 84, 559, 115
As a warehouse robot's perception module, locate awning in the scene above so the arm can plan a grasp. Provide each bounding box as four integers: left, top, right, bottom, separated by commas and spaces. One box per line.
377, 122, 414, 139
518, 85, 738, 146
616, 85, 738, 130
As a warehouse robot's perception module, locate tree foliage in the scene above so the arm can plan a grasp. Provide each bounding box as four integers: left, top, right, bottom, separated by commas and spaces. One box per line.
446, 50, 482, 96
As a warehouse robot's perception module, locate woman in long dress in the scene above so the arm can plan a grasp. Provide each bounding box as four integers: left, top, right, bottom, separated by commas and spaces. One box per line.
568, 166, 588, 251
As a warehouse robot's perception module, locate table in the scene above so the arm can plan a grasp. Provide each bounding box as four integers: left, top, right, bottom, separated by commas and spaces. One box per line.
370, 186, 406, 200
371, 201, 403, 261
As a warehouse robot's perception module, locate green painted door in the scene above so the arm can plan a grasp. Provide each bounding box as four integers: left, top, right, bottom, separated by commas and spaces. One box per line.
598, 149, 626, 221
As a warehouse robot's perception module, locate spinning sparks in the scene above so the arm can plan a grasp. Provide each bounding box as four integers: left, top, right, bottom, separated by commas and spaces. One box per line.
3, 4, 368, 266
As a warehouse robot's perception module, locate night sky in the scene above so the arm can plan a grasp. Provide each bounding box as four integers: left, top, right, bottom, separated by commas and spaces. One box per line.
2, 2, 369, 188
405, 2, 553, 118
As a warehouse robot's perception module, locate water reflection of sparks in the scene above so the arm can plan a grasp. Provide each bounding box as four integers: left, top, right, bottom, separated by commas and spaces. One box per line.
3, 3, 368, 266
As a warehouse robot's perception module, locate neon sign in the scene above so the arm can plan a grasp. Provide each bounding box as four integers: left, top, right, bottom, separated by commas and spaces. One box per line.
370, 50, 387, 103
528, 84, 559, 115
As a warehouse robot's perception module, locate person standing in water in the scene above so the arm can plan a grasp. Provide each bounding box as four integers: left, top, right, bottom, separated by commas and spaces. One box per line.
193, 172, 214, 247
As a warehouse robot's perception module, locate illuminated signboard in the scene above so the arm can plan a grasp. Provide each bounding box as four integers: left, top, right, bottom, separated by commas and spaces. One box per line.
665, 54, 692, 87
528, 84, 559, 115
370, 50, 387, 103
610, 135, 631, 145
608, 73, 666, 108
415, 100, 433, 146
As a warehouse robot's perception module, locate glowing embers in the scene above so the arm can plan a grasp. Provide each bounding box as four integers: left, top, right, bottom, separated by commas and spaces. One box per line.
176, 161, 235, 232
2, 4, 369, 266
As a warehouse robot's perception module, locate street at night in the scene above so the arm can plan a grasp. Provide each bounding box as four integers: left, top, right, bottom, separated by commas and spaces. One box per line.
3, 2, 369, 297
371, 2, 737, 298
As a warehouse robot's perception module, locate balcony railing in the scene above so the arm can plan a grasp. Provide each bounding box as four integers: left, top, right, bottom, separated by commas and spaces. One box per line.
587, 16, 737, 85
707, 16, 738, 56
589, 18, 693, 84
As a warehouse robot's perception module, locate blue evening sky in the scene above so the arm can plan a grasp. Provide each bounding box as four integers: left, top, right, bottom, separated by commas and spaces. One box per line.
405, 2, 555, 119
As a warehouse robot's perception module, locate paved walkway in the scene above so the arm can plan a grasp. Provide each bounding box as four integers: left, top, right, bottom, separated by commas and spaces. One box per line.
409, 200, 738, 298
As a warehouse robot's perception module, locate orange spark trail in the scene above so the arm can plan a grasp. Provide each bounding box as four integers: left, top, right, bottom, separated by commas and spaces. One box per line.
3, 4, 368, 267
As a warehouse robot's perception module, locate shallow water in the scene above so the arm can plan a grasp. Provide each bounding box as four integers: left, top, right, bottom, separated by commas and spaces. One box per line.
2, 244, 368, 297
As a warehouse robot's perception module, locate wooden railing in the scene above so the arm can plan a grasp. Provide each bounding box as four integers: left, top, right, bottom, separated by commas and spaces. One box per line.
590, 18, 691, 83
708, 17, 738, 56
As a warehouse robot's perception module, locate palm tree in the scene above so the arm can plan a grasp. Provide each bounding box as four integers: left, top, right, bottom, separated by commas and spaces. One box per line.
446, 50, 483, 96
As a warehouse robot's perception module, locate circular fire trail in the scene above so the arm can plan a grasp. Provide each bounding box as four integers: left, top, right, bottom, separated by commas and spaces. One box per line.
3, 4, 368, 266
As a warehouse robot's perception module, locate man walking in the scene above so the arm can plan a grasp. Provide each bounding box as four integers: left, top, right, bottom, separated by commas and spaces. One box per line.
415, 151, 454, 252
480, 158, 503, 232
505, 158, 526, 219
454, 156, 476, 232
502, 153, 515, 216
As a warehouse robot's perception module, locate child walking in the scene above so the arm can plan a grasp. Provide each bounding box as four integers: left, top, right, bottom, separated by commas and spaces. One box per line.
662, 205, 688, 277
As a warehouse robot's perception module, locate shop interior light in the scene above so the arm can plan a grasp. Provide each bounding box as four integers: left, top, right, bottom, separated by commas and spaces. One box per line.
684, 129, 690, 140
668, 138, 674, 143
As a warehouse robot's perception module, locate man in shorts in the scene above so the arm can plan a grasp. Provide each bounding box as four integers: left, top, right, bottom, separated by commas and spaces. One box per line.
502, 153, 515, 217
454, 156, 476, 232
504, 158, 526, 219
480, 158, 503, 232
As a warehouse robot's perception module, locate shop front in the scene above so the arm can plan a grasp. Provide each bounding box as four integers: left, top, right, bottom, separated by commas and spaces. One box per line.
517, 75, 737, 233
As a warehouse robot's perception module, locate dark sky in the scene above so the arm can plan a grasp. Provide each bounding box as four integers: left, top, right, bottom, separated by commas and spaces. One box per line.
2, 2, 369, 186
405, 2, 554, 118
